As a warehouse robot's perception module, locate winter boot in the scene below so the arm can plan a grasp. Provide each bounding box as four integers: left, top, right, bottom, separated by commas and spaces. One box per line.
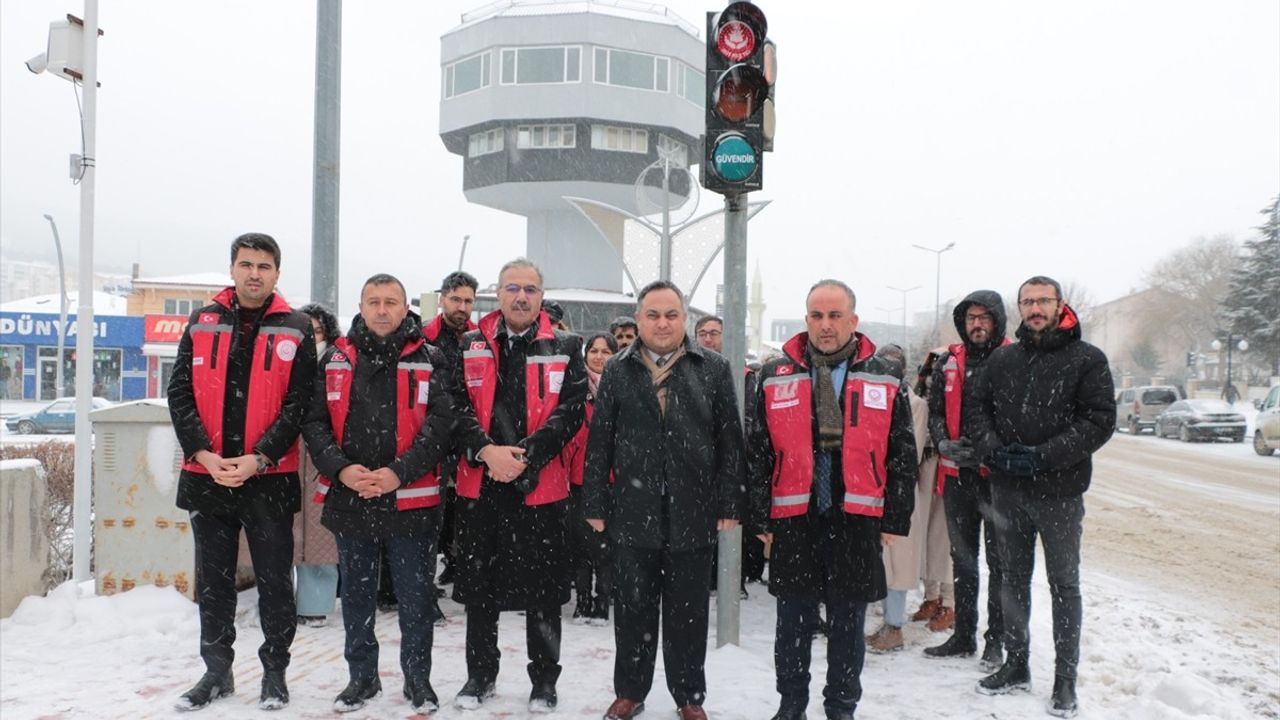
911, 597, 942, 622
1047, 675, 1078, 718
769, 706, 807, 720
453, 676, 496, 710
867, 624, 904, 653
979, 640, 1004, 672
572, 595, 591, 624
258, 670, 289, 711
923, 633, 976, 659
529, 681, 557, 713
333, 676, 382, 713
926, 605, 955, 632
403, 677, 439, 715
175, 670, 234, 711
588, 594, 611, 627
976, 657, 1031, 695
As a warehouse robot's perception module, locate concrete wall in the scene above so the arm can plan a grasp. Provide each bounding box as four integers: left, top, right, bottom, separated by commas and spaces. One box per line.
0, 459, 50, 618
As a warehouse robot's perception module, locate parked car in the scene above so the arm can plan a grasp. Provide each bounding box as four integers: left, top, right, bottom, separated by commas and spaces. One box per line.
1253, 385, 1280, 456
3, 397, 113, 435
1117, 385, 1182, 435
1154, 399, 1246, 443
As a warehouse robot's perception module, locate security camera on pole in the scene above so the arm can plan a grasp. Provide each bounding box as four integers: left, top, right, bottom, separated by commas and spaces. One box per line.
702, 0, 774, 648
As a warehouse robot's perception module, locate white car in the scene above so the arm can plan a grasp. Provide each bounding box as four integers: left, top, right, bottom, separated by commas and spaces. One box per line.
1254, 385, 1280, 456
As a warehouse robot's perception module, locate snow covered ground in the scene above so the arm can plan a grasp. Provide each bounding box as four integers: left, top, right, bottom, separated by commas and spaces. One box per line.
2, 555, 1276, 720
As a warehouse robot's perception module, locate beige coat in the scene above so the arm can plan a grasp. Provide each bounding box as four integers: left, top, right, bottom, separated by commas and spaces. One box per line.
883, 392, 952, 591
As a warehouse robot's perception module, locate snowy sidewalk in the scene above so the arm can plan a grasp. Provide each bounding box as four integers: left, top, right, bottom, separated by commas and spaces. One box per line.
2, 558, 1275, 720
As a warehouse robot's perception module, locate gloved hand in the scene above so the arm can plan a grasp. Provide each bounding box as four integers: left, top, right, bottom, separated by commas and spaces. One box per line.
988, 443, 1045, 477
938, 437, 980, 468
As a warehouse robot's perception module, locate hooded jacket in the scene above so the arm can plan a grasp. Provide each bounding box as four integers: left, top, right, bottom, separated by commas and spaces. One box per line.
928, 290, 1008, 491
969, 303, 1116, 496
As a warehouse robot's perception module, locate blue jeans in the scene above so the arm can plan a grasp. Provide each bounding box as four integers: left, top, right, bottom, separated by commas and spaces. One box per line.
882, 589, 907, 627
295, 564, 338, 616
336, 534, 436, 680
775, 593, 866, 716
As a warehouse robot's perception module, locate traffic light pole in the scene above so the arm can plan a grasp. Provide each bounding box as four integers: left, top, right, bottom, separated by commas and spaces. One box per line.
716, 191, 748, 647
311, 0, 341, 311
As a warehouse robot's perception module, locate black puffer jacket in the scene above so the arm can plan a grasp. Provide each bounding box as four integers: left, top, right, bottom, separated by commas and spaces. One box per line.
969, 304, 1116, 496
582, 336, 746, 552
927, 289, 1007, 448
302, 313, 456, 538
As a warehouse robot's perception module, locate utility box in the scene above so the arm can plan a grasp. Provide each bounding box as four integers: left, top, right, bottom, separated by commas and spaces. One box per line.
0, 460, 50, 618
91, 399, 193, 599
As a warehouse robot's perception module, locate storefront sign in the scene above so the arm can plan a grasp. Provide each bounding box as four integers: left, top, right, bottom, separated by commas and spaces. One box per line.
144, 315, 189, 343
0, 312, 143, 347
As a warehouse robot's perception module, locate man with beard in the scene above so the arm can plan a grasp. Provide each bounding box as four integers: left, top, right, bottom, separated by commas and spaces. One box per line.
583, 280, 745, 720
169, 233, 316, 712
746, 280, 916, 720
451, 258, 586, 713
970, 276, 1115, 718
610, 316, 638, 349
423, 271, 478, 597
923, 291, 1009, 667
305, 274, 456, 714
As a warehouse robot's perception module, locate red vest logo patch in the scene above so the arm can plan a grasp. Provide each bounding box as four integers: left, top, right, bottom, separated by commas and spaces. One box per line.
777, 365, 794, 376
199, 313, 218, 325
470, 341, 487, 350
275, 339, 297, 362
863, 384, 888, 410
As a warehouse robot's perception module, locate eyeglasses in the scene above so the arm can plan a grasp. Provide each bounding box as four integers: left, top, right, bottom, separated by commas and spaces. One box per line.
1018, 297, 1058, 308
502, 284, 542, 296
964, 313, 994, 324
696, 330, 723, 338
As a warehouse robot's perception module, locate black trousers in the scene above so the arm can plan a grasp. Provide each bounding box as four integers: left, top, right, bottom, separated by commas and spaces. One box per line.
464, 604, 562, 686
775, 593, 865, 716
612, 544, 713, 707
570, 485, 611, 602
190, 511, 295, 675
943, 471, 1004, 644
990, 482, 1085, 679
336, 533, 437, 681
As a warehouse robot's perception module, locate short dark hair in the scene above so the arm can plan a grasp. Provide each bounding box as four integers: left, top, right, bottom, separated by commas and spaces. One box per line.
298, 302, 341, 341
362, 273, 407, 301
609, 316, 638, 333
585, 332, 619, 355
230, 233, 281, 269
636, 280, 685, 309
807, 279, 856, 312
695, 315, 723, 333
541, 299, 565, 323
875, 343, 907, 380
440, 270, 478, 294
1019, 275, 1062, 301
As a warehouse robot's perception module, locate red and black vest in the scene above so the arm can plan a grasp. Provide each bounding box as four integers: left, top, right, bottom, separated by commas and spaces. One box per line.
458, 310, 571, 506
312, 337, 441, 510
181, 288, 302, 475
935, 339, 1010, 494
422, 312, 476, 346
762, 332, 898, 520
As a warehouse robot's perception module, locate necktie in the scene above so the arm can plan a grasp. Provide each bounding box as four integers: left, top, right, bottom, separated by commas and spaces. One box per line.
814, 451, 833, 514
656, 354, 669, 368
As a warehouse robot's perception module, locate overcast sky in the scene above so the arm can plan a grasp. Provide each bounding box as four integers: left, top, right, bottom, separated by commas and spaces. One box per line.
2, 0, 1277, 329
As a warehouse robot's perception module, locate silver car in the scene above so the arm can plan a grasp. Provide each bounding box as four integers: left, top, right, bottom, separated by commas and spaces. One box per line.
1254, 385, 1280, 456
1154, 399, 1246, 443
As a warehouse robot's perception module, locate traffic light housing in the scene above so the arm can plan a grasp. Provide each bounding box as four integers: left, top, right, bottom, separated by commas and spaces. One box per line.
702, 2, 773, 194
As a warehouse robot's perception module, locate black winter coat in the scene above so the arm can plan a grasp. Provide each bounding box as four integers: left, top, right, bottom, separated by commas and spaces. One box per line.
170, 291, 316, 519
302, 313, 456, 539
422, 312, 472, 489
450, 312, 587, 609
745, 333, 916, 600
928, 289, 1007, 477
969, 304, 1116, 497
582, 336, 746, 552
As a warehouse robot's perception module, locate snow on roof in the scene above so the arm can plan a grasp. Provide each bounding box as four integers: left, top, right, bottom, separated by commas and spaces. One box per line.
453, 0, 699, 38
0, 291, 129, 315
130, 272, 229, 288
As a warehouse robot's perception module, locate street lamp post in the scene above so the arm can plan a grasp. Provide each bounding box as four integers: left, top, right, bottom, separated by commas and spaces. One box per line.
912, 242, 955, 341
1211, 335, 1250, 394
887, 285, 922, 347
42, 214, 69, 399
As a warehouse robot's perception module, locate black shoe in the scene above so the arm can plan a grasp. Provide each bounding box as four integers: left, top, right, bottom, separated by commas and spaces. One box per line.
588, 595, 610, 626
529, 681, 557, 713
976, 659, 1031, 695
258, 670, 289, 711
453, 677, 496, 710
923, 633, 977, 659
403, 677, 440, 714
333, 676, 382, 713
825, 712, 854, 720
429, 597, 446, 626
980, 641, 1004, 672
1047, 675, 1078, 718
769, 706, 806, 720
175, 671, 234, 711
437, 563, 455, 585
572, 596, 591, 624
740, 586, 750, 600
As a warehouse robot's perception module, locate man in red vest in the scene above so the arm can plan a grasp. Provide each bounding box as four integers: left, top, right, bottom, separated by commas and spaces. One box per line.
302, 273, 457, 714
451, 258, 586, 713
924, 290, 1009, 668
168, 233, 317, 712
746, 279, 916, 720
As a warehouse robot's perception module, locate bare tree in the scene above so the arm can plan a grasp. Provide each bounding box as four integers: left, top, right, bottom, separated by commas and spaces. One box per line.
1142, 235, 1239, 348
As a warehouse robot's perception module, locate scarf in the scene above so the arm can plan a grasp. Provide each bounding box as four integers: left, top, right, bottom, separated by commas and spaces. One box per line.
637, 342, 687, 415
586, 367, 602, 396
808, 336, 859, 450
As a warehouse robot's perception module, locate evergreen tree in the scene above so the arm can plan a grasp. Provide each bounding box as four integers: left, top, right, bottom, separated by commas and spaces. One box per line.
1221, 195, 1280, 376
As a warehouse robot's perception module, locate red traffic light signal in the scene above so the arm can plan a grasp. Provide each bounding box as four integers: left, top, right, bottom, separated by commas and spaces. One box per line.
703, 2, 771, 194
